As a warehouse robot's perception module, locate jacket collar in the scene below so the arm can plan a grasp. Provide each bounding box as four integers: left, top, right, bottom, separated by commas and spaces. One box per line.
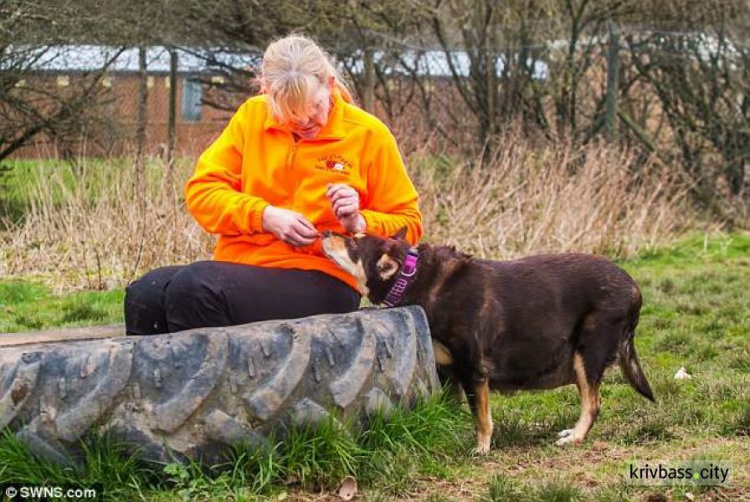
263, 88, 346, 140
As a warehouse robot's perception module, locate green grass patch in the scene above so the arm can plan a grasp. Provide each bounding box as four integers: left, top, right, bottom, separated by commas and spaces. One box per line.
0, 281, 123, 332
0, 428, 158, 499
482, 474, 583, 502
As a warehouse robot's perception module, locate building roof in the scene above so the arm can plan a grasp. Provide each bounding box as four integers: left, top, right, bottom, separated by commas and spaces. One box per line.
23, 45, 261, 74
22, 44, 550, 79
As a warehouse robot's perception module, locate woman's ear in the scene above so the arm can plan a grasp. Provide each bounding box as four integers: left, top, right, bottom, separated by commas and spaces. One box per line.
256, 73, 268, 94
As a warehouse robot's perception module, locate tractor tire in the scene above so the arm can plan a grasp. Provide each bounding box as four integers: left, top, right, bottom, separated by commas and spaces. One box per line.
0, 306, 439, 465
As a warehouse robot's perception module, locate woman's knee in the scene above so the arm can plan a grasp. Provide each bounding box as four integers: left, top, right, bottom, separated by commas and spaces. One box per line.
164, 262, 224, 300
125, 265, 184, 335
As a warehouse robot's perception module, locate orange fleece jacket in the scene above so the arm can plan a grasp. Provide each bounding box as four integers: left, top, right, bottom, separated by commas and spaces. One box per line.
185, 90, 422, 291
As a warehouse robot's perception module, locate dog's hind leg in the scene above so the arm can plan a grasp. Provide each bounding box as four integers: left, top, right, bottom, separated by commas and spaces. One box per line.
556, 352, 601, 446
464, 376, 493, 453
434, 342, 465, 405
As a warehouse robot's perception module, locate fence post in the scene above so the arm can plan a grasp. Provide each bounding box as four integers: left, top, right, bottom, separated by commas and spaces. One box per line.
168, 47, 177, 171
605, 20, 620, 142
134, 46, 149, 267
363, 46, 375, 113
136, 46, 148, 184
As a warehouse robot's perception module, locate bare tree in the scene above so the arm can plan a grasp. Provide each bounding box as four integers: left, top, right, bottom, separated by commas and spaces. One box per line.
620, 0, 749, 214
0, 0, 130, 161
0, 0, 156, 160
398, 0, 637, 147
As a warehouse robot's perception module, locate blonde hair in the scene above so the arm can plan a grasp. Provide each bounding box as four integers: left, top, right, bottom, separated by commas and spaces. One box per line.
260, 34, 353, 123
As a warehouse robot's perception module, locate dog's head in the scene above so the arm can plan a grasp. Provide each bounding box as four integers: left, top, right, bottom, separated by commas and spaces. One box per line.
321, 228, 413, 304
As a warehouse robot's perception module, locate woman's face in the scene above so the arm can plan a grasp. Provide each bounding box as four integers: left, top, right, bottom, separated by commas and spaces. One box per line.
286, 81, 333, 139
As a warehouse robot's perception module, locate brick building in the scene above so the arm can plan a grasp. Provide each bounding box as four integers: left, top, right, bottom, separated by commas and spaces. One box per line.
11, 46, 259, 159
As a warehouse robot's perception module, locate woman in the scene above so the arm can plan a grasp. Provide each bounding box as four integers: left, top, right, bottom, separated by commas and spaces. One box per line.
124, 34, 422, 335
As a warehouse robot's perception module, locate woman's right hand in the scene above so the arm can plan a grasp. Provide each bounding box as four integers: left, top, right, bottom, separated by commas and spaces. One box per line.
261, 206, 319, 246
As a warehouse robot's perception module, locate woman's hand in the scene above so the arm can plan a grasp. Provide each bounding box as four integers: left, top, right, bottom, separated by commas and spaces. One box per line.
262, 206, 319, 246
327, 184, 366, 233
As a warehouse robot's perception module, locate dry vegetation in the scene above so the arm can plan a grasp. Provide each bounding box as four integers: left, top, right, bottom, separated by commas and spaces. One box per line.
415, 137, 698, 259
0, 159, 214, 291
1, 134, 703, 291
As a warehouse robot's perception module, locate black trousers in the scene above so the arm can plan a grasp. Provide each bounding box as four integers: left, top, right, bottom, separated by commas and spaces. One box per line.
124, 261, 361, 335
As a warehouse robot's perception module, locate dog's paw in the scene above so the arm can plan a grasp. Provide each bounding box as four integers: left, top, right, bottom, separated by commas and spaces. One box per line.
472, 431, 492, 455
473, 436, 492, 455
557, 428, 575, 438
555, 432, 583, 446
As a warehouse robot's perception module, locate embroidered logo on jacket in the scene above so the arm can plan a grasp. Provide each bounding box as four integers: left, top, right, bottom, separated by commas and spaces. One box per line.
315, 155, 353, 175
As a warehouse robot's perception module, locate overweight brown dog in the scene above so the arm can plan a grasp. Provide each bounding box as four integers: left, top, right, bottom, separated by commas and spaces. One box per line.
321, 229, 654, 453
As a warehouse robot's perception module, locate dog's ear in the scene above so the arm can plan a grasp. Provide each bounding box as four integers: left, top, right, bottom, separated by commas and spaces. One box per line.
391, 227, 408, 241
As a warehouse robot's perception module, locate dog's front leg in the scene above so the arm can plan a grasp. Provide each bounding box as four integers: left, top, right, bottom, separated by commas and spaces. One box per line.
466, 376, 493, 454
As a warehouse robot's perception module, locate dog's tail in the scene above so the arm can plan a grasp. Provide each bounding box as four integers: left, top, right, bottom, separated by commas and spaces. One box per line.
619, 301, 655, 402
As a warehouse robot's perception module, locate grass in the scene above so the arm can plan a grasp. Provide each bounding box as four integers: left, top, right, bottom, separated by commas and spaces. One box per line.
411, 140, 695, 259
0, 281, 123, 332
482, 474, 584, 502
0, 428, 158, 499
0, 157, 213, 290
0, 233, 748, 500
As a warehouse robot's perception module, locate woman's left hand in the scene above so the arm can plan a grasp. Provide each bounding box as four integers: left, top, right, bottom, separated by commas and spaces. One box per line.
326, 183, 366, 233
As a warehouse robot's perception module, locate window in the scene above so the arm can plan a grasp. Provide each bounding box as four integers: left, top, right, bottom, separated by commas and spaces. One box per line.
182, 78, 203, 122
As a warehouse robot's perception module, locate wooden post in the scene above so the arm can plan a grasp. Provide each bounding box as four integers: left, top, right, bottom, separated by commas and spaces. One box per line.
136, 46, 148, 189
168, 47, 177, 170
605, 21, 620, 142
618, 109, 662, 159
363, 46, 375, 113
133, 46, 149, 276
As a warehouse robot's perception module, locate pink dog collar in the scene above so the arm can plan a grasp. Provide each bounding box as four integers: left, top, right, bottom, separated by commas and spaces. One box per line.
382, 248, 419, 307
